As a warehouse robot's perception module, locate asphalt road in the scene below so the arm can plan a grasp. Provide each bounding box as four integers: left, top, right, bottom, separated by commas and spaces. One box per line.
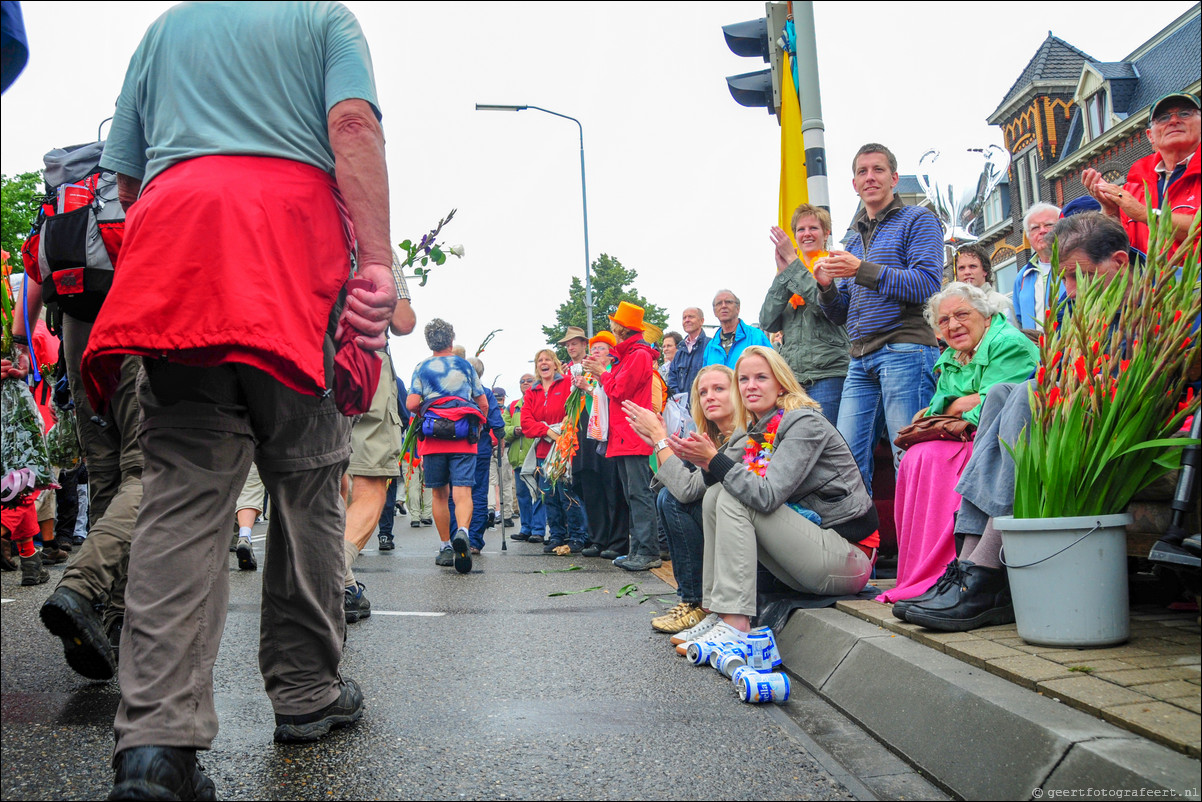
2, 511, 897, 801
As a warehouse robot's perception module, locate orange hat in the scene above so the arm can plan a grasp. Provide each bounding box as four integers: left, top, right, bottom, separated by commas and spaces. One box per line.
608, 301, 646, 332
589, 331, 617, 349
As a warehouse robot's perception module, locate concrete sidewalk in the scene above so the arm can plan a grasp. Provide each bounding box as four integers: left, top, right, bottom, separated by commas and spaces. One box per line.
778, 594, 1200, 800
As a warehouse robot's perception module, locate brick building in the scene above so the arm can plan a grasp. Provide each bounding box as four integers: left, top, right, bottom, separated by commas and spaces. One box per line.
982, 5, 1201, 296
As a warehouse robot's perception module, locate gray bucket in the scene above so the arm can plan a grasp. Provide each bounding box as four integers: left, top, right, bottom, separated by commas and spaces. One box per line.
995, 513, 1132, 648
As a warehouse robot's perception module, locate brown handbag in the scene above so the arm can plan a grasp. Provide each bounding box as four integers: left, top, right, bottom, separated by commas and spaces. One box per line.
893, 414, 976, 450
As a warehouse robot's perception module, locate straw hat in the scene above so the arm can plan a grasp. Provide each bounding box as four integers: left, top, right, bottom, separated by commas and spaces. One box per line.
557, 326, 588, 344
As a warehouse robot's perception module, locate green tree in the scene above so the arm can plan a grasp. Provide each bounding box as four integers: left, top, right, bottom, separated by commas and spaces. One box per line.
542, 253, 668, 362
1, 171, 44, 269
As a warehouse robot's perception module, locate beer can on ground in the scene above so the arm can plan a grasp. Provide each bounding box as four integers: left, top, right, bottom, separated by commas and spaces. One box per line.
716, 651, 747, 678
736, 670, 790, 704
707, 641, 748, 668
745, 629, 782, 670
686, 640, 716, 666
730, 665, 761, 687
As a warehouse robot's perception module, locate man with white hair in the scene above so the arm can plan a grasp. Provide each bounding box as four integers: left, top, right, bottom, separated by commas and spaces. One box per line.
1011, 202, 1063, 330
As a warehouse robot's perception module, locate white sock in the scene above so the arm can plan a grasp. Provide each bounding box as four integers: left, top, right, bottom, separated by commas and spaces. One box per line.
238, 526, 252, 541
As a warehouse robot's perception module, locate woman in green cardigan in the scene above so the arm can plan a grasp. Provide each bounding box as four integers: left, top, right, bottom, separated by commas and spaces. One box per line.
878, 282, 1039, 609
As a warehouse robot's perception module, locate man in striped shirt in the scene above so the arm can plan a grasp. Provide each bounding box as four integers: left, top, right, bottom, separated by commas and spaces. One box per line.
816, 143, 944, 490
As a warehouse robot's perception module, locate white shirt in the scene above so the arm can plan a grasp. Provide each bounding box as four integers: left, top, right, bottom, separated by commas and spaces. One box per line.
1033, 260, 1052, 321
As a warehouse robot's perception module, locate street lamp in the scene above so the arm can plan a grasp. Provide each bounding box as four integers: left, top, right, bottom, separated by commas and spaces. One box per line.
475, 103, 594, 337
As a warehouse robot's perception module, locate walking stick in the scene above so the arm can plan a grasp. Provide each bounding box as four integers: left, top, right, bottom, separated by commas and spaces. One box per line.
496, 444, 507, 551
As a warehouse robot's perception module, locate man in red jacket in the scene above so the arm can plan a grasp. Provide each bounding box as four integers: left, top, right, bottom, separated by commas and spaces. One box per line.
583, 301, 661, 571
1083, 92, 1200, 260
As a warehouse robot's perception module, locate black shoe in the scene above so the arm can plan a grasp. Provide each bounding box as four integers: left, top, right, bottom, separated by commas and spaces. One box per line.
543, 540, 565, 554
107, 615, 124, 666
21, 552, 50, 585
451, 528, 472, 574
435, 548, 454, 567
229, 533, 239, 552
527, 534, 544, 544
109, 745, 216, 801
421, 518, 434, 527
410, 520, 423, 529
580, 545, 602, 558
503, 518, 515, 528
891, 560, 964, 621
486, 511, 497, 528
397, 502, 407, 515
599, 549, 624, 560
568, 542, 586, 554
344, 582, 371, 624
235, 538, 257, 571
659, 550, 671, 563
273, 678, 364, 743
40, 586, 116, 680
510, 532, 531, 542
378, 534, 395, 552
905, 561, 1015, 632
71, 535, 86, 547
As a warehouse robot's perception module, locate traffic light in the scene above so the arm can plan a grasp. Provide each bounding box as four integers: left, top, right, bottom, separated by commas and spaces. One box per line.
722, 2, 788, 116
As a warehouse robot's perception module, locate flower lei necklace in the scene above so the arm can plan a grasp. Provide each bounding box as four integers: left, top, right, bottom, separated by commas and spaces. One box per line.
742, 409, 784, 476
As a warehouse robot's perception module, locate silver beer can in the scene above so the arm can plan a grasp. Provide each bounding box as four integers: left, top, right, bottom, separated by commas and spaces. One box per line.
737, 670, 790, 704
716, 651, 747, 678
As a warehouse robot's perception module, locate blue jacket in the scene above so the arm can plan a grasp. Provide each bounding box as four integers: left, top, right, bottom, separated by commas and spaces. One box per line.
476, 388, 506, 455
1012, 255, 1066, 330
818, 200, 943, 356
702, 320, 772, 368
667, 330, 710, 397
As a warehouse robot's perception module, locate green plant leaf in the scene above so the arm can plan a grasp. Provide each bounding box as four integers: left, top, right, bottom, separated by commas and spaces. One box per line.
399, 239, 412, 251
616, 583, 639, 598
537, 565, 583, 574
548, 586, 603, 597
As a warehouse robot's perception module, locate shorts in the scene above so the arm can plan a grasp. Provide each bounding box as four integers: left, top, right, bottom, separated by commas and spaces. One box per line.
1, 494, 39, 540
348, 355, 404, 477
35, 487, 57, 522
421, 452, 475, 489
235, 462, 265, 514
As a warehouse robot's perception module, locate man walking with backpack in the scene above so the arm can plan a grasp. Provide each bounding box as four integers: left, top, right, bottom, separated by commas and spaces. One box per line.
72, 4, 398, 797
406, 318, 488, 572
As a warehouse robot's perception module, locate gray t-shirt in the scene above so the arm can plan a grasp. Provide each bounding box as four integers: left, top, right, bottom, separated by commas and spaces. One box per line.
101, 1, 379, 185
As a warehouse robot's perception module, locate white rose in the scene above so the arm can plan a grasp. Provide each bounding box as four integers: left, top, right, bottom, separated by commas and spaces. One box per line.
450, 244, 465, 258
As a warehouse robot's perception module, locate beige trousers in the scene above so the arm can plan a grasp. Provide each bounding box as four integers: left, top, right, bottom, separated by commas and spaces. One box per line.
701, 484, 872, 617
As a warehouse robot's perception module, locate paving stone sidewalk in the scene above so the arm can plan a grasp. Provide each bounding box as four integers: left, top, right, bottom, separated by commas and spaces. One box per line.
841, 581, 1201, 759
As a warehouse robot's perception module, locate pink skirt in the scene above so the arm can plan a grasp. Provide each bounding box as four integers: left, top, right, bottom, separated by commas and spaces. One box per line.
876, 439, 973, 603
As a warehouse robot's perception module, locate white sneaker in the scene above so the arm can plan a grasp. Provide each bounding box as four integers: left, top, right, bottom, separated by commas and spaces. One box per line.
674, 619, 746, 655
671, 612, 720, 646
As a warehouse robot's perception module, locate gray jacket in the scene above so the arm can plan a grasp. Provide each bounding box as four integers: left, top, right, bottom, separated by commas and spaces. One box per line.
657, 407, 875, 540
759, 258, 850, 384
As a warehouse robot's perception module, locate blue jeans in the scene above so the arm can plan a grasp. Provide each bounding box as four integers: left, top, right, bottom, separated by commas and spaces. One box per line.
515, 465, 545, 536
448, 448, 493, 550
836, 343, 938, 492
377, 476, 398, 538
537, 458, 586, 546
657, 488, 703, 604
803, 375, 845, 426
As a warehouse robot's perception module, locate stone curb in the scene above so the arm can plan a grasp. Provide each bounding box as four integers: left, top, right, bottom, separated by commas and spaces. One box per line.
778, 608, 1201, 800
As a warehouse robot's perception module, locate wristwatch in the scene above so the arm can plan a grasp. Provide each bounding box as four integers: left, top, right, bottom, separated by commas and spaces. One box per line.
655, 438, 670, 453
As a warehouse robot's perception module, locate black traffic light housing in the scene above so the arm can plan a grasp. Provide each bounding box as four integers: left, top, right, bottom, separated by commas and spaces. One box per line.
722, 3, 788, 116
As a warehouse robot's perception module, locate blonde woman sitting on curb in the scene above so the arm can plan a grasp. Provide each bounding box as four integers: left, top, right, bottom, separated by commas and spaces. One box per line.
658, 346, 880, 649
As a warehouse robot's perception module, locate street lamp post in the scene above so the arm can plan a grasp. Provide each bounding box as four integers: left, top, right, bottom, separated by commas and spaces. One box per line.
475, 103, 594, 337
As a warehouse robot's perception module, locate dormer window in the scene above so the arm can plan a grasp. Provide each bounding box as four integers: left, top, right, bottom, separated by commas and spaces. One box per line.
1084, 87, 1109, 139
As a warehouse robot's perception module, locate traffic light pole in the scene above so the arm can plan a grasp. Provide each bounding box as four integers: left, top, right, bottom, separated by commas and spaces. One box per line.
791, 2, 829, 212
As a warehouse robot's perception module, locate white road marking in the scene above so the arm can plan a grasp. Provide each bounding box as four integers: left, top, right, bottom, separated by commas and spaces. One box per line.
369, 611, 446, 617
1, 598, 14, 604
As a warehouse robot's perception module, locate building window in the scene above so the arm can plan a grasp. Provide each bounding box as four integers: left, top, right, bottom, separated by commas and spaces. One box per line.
982, 186, 1005, 230
1016, 148, 1041, 211
1084, 89, 1108, 140
993, 256, 1018, 299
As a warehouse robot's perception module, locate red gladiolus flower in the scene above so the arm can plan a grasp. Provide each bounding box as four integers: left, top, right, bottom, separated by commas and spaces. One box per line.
1120, 359, 1130, 372
1074, 356, 1087, 382
1091, 341, 1100, 356
1173, 310, 1183, 324
1183, 338, 1193, 351
1153, 324, 1161, 337
1038, 334, 1045, 348
1048, 387, 1061, 406
1051, 351, 1064, 369
1037, 366, 1046, 386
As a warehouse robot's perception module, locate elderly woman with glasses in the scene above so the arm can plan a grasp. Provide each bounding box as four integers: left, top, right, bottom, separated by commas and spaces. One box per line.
877, 282, 1039, 611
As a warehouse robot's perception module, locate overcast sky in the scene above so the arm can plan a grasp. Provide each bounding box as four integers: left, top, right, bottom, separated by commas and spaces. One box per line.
1, 1, 1194, 394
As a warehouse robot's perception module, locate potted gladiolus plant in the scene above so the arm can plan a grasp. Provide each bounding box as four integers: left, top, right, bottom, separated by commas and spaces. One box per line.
997, 207, 1200, 647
